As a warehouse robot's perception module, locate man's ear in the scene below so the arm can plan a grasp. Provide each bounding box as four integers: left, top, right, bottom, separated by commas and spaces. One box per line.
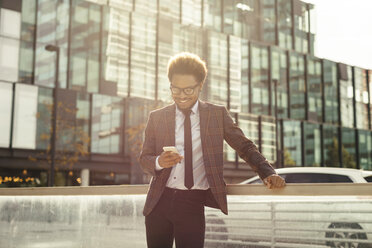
199, 81, 205, 91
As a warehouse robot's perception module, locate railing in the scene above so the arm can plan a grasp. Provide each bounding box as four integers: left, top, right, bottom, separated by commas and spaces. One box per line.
1, 184, 372, 248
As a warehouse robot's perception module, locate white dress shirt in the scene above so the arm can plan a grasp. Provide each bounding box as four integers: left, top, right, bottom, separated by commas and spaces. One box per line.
155, 101, 210, 190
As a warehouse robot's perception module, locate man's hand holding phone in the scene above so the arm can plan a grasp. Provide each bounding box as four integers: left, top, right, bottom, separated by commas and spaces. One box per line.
158, 146, 183, 168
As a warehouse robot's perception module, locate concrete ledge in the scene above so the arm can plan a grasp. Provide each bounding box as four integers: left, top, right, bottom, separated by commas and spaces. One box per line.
0, 183, 372, 196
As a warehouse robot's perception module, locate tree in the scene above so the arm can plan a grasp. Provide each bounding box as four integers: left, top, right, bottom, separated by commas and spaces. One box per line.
325, 137, 356, 168
29, 97, 90, 186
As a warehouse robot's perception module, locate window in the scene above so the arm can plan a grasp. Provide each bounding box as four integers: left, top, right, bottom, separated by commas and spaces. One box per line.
12, 84, 38, 149
261, 116, 276, 163
289, 53, 306, 120
283, 120, 302, 166
271, 48, 288, 118
0, 82, 13, 147
181, 0, 201, 26
159, 0, 180, 21
304, 122, 321, 166
323, 124, 340, 167
251, 43, 269, 115
354, 68, 369, 129
0, 37, 19, 82
365, 176, 372, 183
0, 8, 21, 39
341, 127, 356, 169
206, 31, 228, 107
91, 94, 124, 154
203, 0, 222, 32
358, 130, 372, 170
323, 60, 338, 124
229, 35, 242, 113
307, 57, 322, 122
339, 64, 354, 128
278, 0, 293, 50
281, 173, 353, 183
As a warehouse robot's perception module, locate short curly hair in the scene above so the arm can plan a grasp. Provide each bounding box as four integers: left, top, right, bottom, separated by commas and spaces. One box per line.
167, 52, 207, 84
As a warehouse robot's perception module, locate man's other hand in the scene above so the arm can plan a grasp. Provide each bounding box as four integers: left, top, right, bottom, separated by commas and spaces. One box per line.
158, 151, 183, 168
264, 174, 286, 189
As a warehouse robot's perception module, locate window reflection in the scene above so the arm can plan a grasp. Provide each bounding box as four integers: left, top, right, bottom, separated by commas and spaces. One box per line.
206, 31, 228, 107
323, 60, 338, 124
0, 82, 13, 148
181, 0, 201, 26
241, 39, 249, 113
339, 64, 354, 128
358, 130, 372, 170
271, 48, 288, 118
251, 43, 269, 115
354, 68, 369, 129
159, 0, 180, 21
341, 127, 356, 169
229, 36, 242, 113
102, 8, 130, 97
262, 0, 276, 44
293, 1, 309, 53
238, 113, 259, 163
34, 0, 69, 88
278, 0, 293, 50
289, 53, 305, 120
261, 116, 276, 164
304, 122, 321, 166
203, 0, 222, 32
283, 120, 302, 166
91, 94, 123, 154
130, 13, 156, 99
69, 0, 100, 92
307, 57, 322, 122
224, 0, 260, 40
323, 124, 340, 167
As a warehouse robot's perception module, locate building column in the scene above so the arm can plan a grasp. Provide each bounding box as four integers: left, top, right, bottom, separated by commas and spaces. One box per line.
81, 169, 90, 186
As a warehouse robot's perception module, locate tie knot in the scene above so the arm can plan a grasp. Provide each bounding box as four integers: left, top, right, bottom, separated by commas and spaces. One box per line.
181, 109, 192, 117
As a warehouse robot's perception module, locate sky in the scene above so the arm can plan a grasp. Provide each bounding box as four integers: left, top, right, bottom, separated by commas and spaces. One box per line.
302, 0, 372, 69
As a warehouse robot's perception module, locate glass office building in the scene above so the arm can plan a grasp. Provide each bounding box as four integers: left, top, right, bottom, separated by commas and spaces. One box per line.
0, 0, 371, 187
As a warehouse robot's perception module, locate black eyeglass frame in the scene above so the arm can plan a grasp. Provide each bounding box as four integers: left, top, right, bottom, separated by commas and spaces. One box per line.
169, 83, 201, 95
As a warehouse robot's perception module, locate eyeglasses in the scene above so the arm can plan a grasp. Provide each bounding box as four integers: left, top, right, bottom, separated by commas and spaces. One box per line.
170, 84, 200, 95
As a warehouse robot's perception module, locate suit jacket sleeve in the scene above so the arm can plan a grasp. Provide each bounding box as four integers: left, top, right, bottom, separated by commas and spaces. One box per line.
222, 107, 276, 180
139, 112, 158, 177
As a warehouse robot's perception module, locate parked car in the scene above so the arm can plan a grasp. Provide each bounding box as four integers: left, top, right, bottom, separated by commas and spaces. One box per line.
240, 167, 372, 184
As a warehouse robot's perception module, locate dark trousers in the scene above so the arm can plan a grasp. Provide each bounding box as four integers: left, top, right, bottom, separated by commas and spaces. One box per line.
145, 187, 207, 248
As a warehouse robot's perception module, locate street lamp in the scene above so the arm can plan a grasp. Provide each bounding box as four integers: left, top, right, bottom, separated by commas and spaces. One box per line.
45, 44, 60, 187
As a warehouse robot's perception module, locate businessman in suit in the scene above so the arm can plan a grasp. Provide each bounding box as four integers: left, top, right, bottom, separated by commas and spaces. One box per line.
139, 52, 286, 248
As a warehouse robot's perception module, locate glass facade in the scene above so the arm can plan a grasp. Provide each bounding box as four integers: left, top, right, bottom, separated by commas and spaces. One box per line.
354, 68, 369, 129
307, 56, 322, 122
341, 127, 357, 169
91, 94, 124, 154
261, 116, 276, 163
339, 64, 354, 128
251, 43, 269, 115
130, 13, 156, 99
289, 52, 306, 120
323, 124, 340, 167
228, 35, 242, 112
323, 60, 339, 124
303, 122, 321, 166
283, 120, 302, 166
271, 48, 288, 118
293, 1, 309, 53
241, 39, 249, 113
358, 130, 372, 170
1, 0, 371, 186
206, 31, 228, 107
101, 8, 130, 97
278, 0, 293, 50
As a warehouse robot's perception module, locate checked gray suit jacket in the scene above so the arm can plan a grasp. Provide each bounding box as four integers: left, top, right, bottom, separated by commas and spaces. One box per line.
139, 100, 276, 216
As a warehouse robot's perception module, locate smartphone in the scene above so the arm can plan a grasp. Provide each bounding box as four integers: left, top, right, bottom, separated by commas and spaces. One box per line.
163, 146, 179, 154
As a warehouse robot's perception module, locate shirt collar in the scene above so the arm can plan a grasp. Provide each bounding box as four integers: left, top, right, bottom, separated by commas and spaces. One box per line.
176, 100, 199, 115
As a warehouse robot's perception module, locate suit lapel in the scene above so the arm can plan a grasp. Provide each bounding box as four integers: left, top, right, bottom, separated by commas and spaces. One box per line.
199, 101, 210, 167
164, 103, 176, 146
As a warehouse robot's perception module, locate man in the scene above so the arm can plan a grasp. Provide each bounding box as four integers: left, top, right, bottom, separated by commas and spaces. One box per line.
139, 52, 286, 248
